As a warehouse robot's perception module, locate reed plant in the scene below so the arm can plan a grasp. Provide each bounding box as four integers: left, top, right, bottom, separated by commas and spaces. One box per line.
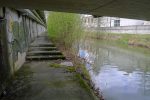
47, 12, 82, 48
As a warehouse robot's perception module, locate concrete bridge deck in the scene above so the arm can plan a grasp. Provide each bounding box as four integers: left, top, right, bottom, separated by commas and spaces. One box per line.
1, 0, 150, 20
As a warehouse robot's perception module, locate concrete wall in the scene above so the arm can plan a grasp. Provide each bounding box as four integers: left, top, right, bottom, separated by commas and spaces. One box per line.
0, 8, 46, 94
88, 25, 150, 34
0, 18, 11, 95
119, 18, 144, 26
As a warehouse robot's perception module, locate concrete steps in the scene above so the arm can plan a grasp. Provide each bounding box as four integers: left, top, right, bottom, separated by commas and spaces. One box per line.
28, 47, 57, 51
26, 55, 65, 60
30, 43, 55, 47
27, 51, 62, 56
26, 41, 65, 61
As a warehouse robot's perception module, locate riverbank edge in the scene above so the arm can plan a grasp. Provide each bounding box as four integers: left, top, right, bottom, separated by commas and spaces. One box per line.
86, 32, 150, 49
53, 42, 104, 100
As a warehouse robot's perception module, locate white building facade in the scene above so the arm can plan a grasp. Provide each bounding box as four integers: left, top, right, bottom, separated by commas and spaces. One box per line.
81, 15, 150, 28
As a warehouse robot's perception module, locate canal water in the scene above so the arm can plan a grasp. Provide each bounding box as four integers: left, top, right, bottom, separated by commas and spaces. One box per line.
76, 40, 150, 100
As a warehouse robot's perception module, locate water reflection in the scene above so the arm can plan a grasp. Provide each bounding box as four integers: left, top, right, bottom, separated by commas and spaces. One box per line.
77, 40, 150, 100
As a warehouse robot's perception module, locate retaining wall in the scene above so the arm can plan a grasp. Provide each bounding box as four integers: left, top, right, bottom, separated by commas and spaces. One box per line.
0, 8, 46, 94
87, 25, 150, 34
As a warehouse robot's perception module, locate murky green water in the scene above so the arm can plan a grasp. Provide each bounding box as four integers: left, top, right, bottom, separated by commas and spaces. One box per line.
77, 40, 150, 100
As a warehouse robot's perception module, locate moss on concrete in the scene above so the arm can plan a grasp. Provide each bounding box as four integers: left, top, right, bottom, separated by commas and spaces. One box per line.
49, 63, 62, 68
75, 74, 90, 91
66, 67, 76, 73
45, 80, 75, 88
48, 62, 98, 100
75, 73, 98, 100
79, 64, 91, 80
49, 63, 76, 73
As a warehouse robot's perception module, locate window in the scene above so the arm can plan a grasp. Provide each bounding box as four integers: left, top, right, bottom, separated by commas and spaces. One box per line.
114, 20, 120, 27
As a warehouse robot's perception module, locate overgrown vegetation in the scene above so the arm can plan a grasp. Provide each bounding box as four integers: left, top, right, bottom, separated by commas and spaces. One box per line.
47, 11, 91, 84
47, 12, 82, 48
47, 12, 102, 99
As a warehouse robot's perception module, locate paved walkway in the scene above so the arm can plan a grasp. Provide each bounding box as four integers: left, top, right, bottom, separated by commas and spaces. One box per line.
2, 35, 96, 100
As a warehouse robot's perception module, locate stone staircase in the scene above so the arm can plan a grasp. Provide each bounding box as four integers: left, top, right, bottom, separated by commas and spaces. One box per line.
26, 36, 65, 61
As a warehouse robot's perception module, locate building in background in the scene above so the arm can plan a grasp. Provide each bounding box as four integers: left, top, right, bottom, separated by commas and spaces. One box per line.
81, 15, 150, 28
81, 15, 150, 34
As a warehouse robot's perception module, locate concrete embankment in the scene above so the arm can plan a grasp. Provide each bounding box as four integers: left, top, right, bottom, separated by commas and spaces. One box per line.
1, 34, 97, 100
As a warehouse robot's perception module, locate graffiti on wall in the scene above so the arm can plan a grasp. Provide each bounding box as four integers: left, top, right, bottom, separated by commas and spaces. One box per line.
5, 8, 46, 71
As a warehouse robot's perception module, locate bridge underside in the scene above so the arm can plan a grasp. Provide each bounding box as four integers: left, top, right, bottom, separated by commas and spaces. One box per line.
1, 0, 150, 20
